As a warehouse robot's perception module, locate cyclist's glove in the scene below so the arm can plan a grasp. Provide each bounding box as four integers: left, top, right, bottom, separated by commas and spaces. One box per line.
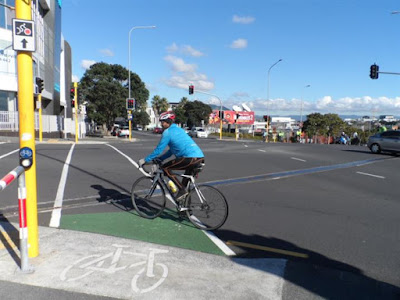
138, 158, 145, 167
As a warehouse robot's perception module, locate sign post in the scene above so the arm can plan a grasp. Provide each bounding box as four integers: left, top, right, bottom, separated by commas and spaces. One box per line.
15, 0, 39, 258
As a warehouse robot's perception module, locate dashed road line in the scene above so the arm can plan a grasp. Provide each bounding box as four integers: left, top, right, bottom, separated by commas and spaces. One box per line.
356, 171, 385, 179
291, 157, 306, 162
258, 149, 267, 153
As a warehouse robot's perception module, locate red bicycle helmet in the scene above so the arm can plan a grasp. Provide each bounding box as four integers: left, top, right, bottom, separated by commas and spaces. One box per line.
159, 111, 176, 121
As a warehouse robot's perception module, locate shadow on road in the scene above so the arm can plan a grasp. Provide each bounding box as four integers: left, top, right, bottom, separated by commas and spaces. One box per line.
218, 230, 400, 299
0, 217, 22, 268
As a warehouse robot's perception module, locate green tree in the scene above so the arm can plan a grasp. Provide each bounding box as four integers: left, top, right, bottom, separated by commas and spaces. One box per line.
303, 113, 347, 138
183, 100, 212, 128
79, 62, 149, 132
174, 97, 189, 126
151, 95, 169, 117
133, 110, 150, 128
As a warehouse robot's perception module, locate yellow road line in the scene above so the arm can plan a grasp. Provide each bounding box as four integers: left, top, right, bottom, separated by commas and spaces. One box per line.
226, 240, 309, 258
0, 230, 18, 250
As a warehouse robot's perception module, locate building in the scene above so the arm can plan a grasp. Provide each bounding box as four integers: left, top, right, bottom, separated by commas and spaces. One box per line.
0, 0, 73, 137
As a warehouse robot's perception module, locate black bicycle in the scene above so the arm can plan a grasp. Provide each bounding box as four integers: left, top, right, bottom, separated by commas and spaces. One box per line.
131, 160, 228, 231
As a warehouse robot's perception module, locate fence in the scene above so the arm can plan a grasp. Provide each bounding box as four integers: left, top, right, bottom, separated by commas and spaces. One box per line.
0, 166, 34, 273
0, 111, 86, 137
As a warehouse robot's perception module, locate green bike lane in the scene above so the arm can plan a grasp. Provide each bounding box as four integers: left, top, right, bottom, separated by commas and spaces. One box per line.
59, 206, 227, 256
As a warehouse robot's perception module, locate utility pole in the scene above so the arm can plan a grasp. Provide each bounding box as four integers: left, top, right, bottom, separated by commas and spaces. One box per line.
15, 0, 39, 257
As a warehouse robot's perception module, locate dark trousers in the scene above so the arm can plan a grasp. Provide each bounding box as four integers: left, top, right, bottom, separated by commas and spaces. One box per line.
162, 157, 205, 191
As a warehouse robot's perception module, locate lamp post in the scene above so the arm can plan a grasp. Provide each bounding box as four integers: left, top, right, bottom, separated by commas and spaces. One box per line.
266, 59, 282, 142
300, 84, 311, 125
128, 25, 156, 140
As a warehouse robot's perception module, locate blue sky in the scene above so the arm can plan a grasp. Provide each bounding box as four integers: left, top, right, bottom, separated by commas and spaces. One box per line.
62, 0, 400, 116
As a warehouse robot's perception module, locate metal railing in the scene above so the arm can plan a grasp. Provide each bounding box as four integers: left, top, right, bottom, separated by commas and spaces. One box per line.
0, 111, 86, 137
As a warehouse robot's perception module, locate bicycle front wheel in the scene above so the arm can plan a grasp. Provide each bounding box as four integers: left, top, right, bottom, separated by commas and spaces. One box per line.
185, 185, 228, 230
131, 177, 166, 219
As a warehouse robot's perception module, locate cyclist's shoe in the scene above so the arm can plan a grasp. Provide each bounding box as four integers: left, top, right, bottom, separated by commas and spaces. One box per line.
175, 189, 188, 202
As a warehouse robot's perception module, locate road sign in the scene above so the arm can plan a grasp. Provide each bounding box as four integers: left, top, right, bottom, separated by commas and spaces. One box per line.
12, 19, 35, 52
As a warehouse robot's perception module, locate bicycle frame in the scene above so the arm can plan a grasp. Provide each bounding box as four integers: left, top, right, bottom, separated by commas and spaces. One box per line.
140, 164, 205, 211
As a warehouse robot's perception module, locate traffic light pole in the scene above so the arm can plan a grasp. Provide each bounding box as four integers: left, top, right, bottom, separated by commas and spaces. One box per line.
74, 82, 78, 143
38, 93, 42, 142
191, 89, 223, 140
15, 0, 39, 258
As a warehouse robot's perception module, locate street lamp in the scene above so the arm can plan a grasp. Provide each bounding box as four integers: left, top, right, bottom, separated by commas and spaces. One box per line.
300, 84, 311, 125
266, 58, 282, 142
267, 59, 283, 115
128, 25, 156, 140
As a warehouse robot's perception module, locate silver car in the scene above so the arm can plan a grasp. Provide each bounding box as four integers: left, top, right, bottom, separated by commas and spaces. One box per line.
367, 130, 400, 154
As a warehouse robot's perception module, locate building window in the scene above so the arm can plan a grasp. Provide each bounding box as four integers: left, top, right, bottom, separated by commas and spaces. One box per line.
0, 91, 8, 111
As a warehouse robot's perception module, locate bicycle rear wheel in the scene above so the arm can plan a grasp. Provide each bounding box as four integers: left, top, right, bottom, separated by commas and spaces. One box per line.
131, 177, 166, 219
185, 185, 228, 230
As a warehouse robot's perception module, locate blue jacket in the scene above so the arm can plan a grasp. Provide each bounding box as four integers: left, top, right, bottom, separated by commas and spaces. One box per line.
145, 124, 204, 162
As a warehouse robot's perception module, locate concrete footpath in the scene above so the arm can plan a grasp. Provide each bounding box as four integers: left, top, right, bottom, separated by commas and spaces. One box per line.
0, 222, 286, 300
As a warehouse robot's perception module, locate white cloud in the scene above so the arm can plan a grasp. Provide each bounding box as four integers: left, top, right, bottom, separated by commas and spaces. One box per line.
232, 15, 255, 24
81, 59, 96, 70
164, 55, 197, 73
166, 43, 204, 57
182, 45, 204, 57
230, 38, 248, 49
72, 74, 79, 82
99, 48, 114, 57
245, 95, 400, 115
163, 55, 214, 91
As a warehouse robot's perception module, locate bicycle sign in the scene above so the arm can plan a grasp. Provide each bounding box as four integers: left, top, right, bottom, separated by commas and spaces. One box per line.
12, 19, 35, 52
60, 244, 169, 294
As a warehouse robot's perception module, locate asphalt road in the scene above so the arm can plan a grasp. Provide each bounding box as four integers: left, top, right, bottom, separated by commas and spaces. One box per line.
1, 133, 399, 293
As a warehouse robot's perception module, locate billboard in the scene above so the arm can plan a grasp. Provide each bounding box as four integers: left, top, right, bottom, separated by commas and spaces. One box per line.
209, 110, 255, 125
235, 111, 255, 125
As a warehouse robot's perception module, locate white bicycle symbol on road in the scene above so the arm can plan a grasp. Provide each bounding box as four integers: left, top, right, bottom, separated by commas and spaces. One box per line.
60, 244, 169, 294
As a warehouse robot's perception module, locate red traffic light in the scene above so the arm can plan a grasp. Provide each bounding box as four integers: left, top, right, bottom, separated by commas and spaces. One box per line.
126, 98, 135, 110
189, 85, 194, 95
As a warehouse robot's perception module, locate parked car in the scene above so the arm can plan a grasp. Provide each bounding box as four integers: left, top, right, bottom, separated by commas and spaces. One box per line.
153, 127, 163, 134
367, 130, 400, 154
195, 128, 208, 138
118, 126, 130, 137
189, 127, 203, 138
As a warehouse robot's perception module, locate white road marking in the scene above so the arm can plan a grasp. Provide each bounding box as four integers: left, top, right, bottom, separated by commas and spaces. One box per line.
258, 149, 266, 153
49, 143, 75, 228
356, 171, 385, 179
244, 145, 248, 148
0, 142, 6, 145
0, 149, 18, 160
201, 230, 236, 256
106, 144, 149, 177
291, 157, 306, 162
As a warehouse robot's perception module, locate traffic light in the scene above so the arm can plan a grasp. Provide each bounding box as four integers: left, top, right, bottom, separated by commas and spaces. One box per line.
370, 64, 379, 79
126, 98, 135, 110
219, 110, 224, 119
35, 77, 44, 93
263, 115, 269, 121
189, 85, 194, 95
78, 90, 83, 103
70, 88, 75, 100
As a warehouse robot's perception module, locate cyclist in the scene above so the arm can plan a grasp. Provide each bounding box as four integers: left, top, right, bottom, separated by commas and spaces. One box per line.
138, 111, 205, 201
